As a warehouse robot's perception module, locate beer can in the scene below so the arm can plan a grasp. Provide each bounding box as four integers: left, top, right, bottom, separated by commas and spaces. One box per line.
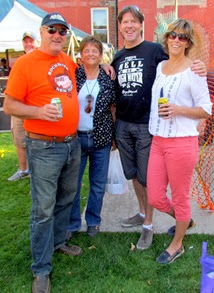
158, 97, 168, 105
51, 98, 63, 118
158, 97, 168, 117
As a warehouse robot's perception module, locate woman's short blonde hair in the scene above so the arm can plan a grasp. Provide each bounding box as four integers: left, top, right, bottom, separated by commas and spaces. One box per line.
163, 18, 195, 56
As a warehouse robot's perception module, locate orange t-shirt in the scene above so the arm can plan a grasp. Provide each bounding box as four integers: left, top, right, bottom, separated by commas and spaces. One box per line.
5, 49, 79, 136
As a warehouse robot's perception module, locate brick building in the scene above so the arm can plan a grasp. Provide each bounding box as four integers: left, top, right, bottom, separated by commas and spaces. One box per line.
31, 0, 210, 51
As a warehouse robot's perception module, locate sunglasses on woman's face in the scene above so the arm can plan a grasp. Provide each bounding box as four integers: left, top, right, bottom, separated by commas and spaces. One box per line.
167, 31, 189, 42
44, 26, 68, 36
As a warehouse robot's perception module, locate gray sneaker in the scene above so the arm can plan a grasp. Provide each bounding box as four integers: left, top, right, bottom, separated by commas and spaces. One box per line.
136, 227, 154, 250
121, 213, 144, 228
8, 169, 30, 181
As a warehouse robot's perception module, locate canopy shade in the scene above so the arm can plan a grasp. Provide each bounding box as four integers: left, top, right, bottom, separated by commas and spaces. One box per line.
0, 0, 88, 52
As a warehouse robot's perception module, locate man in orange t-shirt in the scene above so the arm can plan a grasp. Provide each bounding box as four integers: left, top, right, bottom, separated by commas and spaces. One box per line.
4, 12, 82, 293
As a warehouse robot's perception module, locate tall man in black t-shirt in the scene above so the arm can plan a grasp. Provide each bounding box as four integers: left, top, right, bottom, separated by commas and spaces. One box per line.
112, 5, 206, 250
112, 5, 167, 251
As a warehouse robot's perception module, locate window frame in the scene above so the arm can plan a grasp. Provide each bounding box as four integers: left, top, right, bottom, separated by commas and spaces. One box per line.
91, 7, 109, 43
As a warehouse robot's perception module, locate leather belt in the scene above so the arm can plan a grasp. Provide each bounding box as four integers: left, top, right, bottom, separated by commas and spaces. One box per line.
77, 130, 93, 135
27, 132, 77, 143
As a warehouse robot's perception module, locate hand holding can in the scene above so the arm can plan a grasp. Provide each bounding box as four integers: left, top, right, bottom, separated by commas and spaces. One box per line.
158, 97, 168, 117
51, 98, 63, 118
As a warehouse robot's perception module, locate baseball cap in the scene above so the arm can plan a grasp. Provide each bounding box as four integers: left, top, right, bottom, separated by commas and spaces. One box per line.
41, 12, 69, 29
22, 31, 37, 41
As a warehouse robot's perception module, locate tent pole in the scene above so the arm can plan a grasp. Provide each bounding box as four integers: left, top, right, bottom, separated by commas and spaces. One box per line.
5, 49, 10, 69
175, 0, 178, 19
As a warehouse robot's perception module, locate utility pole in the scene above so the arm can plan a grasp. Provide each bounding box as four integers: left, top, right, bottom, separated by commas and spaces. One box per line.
175, 0, 178, 19
115, 0, 118, 49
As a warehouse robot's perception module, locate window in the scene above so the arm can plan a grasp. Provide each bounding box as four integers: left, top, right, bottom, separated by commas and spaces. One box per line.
91, 8, 108, 43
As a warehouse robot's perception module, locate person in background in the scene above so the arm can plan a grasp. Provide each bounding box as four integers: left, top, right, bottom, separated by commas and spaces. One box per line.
75, 52, 83, 67
22, 31, 39, 54
1, 58, 9, 70
147, 18, 212, 265
8, 31, 38, 181
0, 58, 11, 75
111, 5, 207, 251
67, 36, 116, 238
4, 12, 82, 293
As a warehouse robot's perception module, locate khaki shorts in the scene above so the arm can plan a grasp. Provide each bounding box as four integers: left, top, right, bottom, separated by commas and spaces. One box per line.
11, 116, 26, 148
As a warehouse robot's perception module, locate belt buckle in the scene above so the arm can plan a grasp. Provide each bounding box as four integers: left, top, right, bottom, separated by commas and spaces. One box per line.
64, 135, 73, 143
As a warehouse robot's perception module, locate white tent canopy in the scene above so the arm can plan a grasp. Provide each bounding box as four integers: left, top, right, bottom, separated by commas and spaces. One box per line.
0, 0, 88, 52
0, 0, 45, 51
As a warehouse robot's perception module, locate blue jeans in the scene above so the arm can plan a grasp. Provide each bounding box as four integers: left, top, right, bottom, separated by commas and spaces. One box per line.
68, 131, 111, 231
26, 136, 81, 276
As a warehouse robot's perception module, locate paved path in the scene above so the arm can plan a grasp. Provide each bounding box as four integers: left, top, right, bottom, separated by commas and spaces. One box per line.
81, 182, 214, 235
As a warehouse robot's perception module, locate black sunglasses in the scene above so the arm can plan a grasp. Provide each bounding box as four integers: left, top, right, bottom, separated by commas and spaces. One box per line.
44, 26, 68, 36
167, 31, 189, 42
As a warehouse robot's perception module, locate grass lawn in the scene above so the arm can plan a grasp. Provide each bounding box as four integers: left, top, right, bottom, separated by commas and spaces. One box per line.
0, 132, 214, 293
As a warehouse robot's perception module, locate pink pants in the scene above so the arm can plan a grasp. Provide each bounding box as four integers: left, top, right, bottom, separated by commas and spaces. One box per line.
147, 136, 198, 221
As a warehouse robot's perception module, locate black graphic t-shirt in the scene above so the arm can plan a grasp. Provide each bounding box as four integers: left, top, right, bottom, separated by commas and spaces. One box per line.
112, 41, 168, 124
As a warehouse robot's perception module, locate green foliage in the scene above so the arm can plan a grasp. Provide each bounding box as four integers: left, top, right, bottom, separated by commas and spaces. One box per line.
0, 132, 214, 293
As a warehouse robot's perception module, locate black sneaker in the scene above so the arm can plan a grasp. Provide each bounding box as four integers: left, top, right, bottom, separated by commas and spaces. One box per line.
87, 226, 100, 237
168, 219, 196, 237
